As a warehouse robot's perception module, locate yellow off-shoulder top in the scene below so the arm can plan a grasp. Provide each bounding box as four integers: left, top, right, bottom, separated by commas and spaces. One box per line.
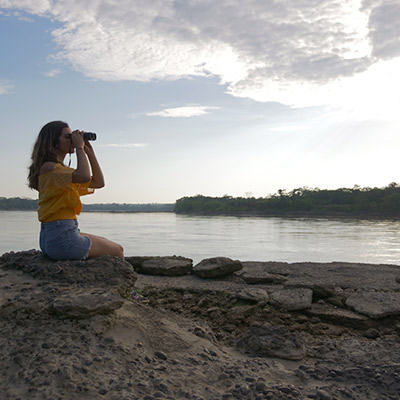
38, 163, 94, 222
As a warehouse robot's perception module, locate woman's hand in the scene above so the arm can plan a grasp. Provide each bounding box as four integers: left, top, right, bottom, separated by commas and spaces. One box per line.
84, 137, 95, 156
71, 130, 85, 150
82, 134, 105, 188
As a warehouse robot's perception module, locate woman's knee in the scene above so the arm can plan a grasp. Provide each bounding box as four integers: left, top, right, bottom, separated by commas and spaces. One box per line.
87, 235, 124, 259
112, 242, 124, 258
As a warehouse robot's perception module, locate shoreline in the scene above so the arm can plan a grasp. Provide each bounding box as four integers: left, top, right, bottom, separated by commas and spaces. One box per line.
3, 208, 400, 220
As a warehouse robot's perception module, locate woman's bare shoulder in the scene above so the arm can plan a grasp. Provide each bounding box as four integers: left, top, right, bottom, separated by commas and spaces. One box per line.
39, 162, 57, 176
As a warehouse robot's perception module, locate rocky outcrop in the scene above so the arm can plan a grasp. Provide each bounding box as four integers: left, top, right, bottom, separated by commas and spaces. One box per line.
1, 250, 136, 296
193, 257, 243, 278
134, 258, 400, 321
0, 250, 137, 322
1, 250, 400, 400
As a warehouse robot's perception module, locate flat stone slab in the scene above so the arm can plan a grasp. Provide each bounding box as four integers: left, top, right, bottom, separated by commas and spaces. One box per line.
236, 262, 287, 284
134, 256, 193, 276
236, 288, 270, 303
345, 291, 400, 319
193, 257, 243, 278
307, 304, 369, 327
241, 261, 400, 291
269, 288, 313, 311
50, 291, 124, 319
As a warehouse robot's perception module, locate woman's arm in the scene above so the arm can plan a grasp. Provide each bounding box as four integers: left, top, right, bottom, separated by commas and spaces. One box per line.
84, 141, 105, 189
71, 131, 91, 183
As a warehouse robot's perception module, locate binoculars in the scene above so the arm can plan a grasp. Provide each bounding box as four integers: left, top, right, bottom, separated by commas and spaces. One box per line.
67, 132, 97, 141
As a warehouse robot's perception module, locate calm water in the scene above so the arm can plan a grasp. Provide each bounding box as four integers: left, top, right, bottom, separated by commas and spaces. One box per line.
1, 210, 400, 265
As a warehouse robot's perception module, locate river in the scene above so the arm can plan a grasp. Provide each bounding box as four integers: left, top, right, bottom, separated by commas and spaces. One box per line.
1, 210, 400, 265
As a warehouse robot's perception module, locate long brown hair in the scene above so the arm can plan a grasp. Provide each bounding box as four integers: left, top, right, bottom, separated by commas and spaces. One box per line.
28, 121, 69, 190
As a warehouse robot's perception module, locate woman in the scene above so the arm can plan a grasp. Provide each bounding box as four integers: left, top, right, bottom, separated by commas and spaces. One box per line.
28, 121, 124, 260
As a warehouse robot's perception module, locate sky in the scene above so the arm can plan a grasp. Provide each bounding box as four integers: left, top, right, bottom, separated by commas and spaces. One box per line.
1, 0, 400, 204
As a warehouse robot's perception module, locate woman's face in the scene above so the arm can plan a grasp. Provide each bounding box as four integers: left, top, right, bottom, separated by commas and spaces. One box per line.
56, 127, 74, 157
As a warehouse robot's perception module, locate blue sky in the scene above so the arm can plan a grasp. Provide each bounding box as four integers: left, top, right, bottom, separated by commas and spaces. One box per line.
1, 0, 400, 203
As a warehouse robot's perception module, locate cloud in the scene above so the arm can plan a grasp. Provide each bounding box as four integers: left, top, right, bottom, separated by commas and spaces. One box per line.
366, 1, 400, 59
98, 143, 149, 148
0, 80, 12, 94
1, 0, 399, 109
45, 69, 61, 77
270, 125, 309, 132
143, 105, 219, 118
0, 0, 50, 14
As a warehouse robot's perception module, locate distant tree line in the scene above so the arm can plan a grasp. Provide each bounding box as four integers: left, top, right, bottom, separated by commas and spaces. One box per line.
82, 203, 174, 212
5, 183, 400, 216
174, 183, 400, 217
0, 197, 37, 210
0, 197, 174, 213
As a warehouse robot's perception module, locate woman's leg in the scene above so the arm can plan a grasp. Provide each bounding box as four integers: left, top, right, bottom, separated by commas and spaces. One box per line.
80, 232, 124, 259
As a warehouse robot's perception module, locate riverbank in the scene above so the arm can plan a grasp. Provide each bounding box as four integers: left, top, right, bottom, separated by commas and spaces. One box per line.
1, 251, 400, 399
175, 210, 400, 219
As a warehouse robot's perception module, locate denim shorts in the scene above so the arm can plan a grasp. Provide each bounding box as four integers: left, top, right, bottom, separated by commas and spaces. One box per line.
40, 219, 91, 261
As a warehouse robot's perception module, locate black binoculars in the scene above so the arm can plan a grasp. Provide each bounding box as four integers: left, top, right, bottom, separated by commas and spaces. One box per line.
67, 132, 97, 141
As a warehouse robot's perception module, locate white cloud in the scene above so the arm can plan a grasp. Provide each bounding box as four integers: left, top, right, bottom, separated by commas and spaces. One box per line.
0, 80, 12, 94
98, 143, 149, 148
45, 69, 61, 77
143, 105, 219, 118
0, 0, 50, 14
1, 0, 399, 111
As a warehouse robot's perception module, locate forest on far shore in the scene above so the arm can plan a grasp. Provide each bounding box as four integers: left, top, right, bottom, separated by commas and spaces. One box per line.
2, 183, 400, 217
174, 183, 400, 217
0, 197, 174, 212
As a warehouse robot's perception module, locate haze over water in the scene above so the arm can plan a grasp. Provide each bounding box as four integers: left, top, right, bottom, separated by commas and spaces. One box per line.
2, 211, 400, 266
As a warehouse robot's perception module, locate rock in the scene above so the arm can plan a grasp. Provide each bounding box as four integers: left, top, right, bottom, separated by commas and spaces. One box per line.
236, 288, 269, 303
193, 257, 242, 278
363, 328, 380, 339
132, 256, 193, 276
237, 262, 288, 284
50, 291, 124, 318
255, 381, 266, 392
240, 261, 400, 291
3, 250, 400, 400
345, 291, 400, 319
124, 256, 154, 271
269, 288, 313, 311
311, 286, 336, 300
154, 351, 168, 360
0, 250, 137, 295
306, 304, 369, 329
316, 389, 332, 400
236, 324, 306, 360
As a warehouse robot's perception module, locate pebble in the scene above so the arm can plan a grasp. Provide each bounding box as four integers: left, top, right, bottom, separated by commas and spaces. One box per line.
255, 382, 266, 392
239, 384, 250, 395
154, 351, 168, 361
